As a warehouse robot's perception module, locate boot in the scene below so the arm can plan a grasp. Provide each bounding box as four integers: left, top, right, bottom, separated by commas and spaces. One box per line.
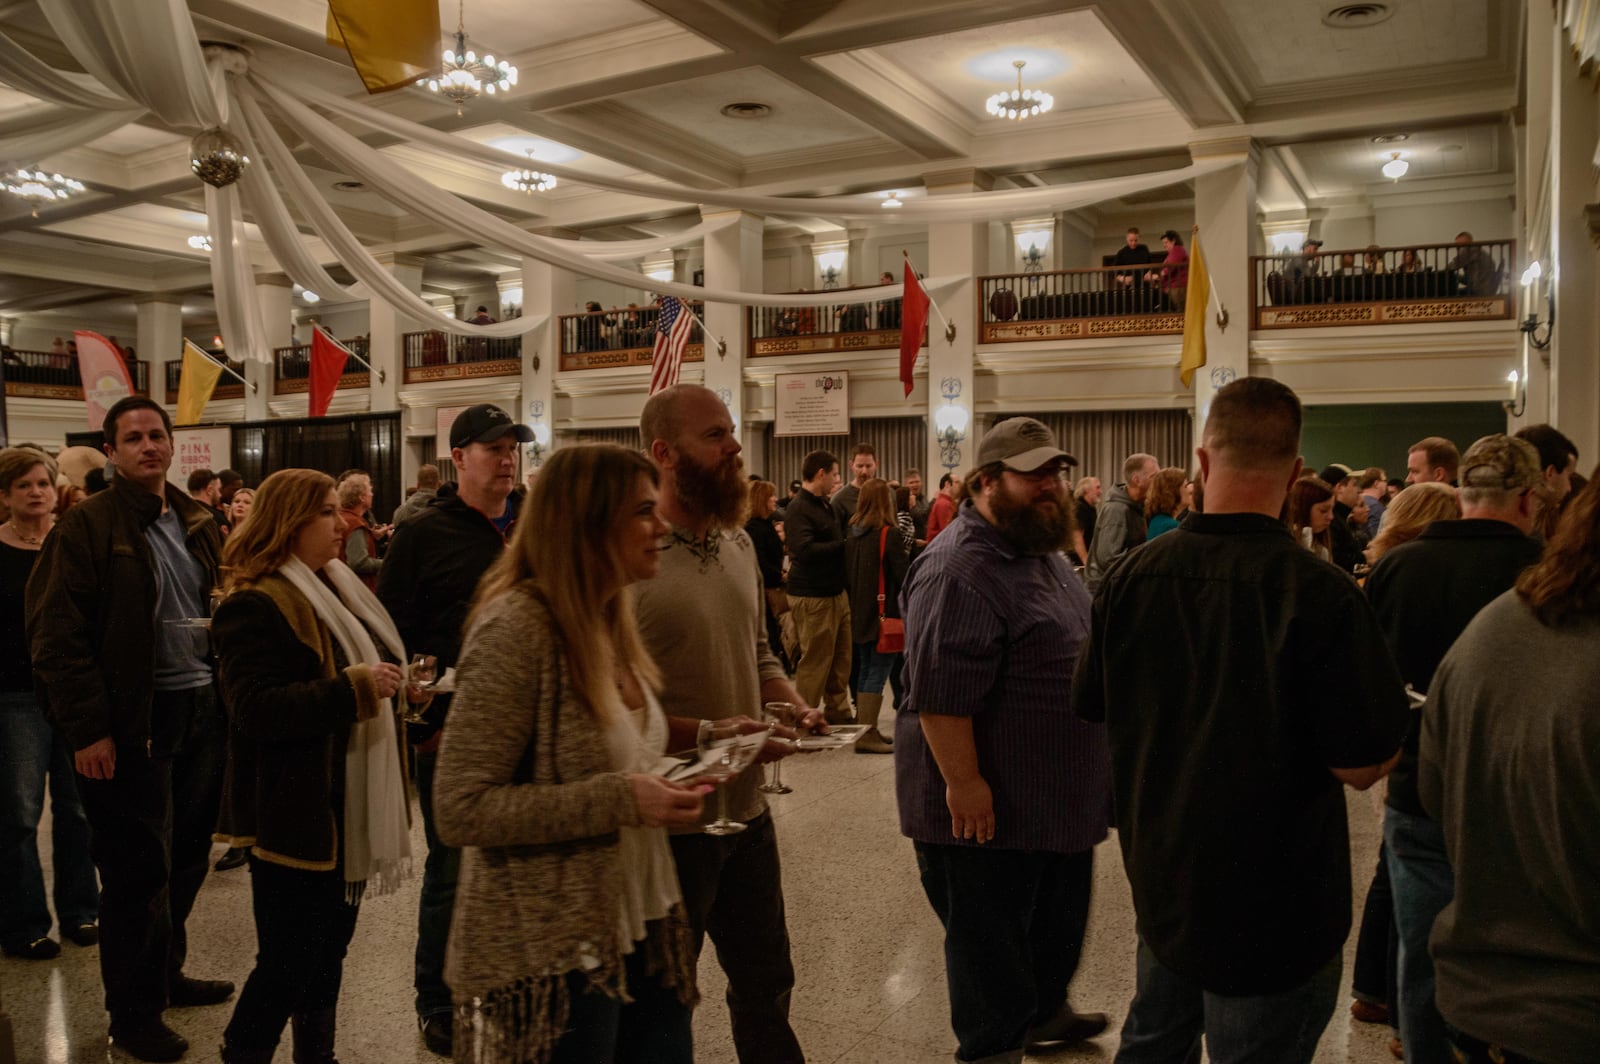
219, 1042, 277, 1064
854, 693, 893, 754
292, 1008, 339, 1064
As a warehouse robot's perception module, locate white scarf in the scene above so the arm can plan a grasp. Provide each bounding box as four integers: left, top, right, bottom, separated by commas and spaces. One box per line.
278, 556, 412, 896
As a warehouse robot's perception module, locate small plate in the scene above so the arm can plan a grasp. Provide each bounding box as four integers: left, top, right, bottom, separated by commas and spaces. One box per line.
796, 725, 869, 751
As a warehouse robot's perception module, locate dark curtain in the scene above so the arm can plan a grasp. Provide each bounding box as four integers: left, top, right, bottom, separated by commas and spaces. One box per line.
65, 430, 103, 450
231, 412, 402, 521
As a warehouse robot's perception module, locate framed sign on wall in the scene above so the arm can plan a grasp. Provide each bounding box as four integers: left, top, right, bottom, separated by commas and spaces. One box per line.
774, 371, 849, 437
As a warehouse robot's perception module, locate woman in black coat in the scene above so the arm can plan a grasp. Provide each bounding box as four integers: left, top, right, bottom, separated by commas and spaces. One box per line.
744, 480, 791, 672
842, 479, 907, 754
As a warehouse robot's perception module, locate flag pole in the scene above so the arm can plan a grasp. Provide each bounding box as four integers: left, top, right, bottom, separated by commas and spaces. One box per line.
1192, 226, 1229, 331
315, 325, 386, 383
187, 342, 258, 393
682, 302, 726, 359
904, 250, 956, 343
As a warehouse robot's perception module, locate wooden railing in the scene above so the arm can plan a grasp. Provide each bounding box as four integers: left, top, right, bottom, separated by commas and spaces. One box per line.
747, 287, 909, 356
401, 331, 521, 383
978, 265, 1186, 343
2, 349, 150, 400
1252, 239, 1516, 328
164, 354, 246, 403
558, 302, 706, 371
272, 337, 370, 395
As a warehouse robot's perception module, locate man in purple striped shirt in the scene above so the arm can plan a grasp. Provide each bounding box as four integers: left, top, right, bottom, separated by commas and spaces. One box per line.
896, 416, 1113, 1064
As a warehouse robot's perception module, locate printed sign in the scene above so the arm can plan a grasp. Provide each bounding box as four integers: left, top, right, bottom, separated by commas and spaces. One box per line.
168, 426, 233, 489
774, 371, 849, 437
435, 405, 469, 459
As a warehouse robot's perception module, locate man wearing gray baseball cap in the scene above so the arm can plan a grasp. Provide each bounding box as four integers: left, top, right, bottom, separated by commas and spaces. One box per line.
896, 416, 1112, 1063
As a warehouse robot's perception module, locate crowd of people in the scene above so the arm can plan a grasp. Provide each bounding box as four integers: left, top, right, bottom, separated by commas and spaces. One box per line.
1, 382, 1594, 1064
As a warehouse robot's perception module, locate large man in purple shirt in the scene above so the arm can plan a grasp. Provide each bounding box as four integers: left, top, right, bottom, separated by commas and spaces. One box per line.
896, 416, 1112, 1064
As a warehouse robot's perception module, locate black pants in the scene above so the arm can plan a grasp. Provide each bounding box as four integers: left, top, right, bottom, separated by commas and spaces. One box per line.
915, 842, 1094, 1062
224, 857, 360, 1052
77, 684, 225, 1026
1352, 843, 1397, 1017
669, 812, 802, 1064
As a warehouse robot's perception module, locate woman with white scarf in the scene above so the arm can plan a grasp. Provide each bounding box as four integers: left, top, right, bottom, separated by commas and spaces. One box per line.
211, 468, 416, 1064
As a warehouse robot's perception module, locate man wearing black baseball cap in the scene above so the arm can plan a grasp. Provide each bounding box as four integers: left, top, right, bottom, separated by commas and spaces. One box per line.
377, 402, 531, 1056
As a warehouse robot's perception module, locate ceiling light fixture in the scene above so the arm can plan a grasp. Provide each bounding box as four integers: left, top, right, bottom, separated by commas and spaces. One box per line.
187, 234, 212, 251
419, 0, 517, 116
1381, 151, 1409, 180
985, 60, 1053, 121
501, 149, 557, 193
3, 169, 85, 216
301, 290, 320, 304
881, 191, 904, 209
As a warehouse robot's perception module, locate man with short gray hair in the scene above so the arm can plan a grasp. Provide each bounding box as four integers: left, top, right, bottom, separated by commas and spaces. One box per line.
1084, 453, 1158, 591
392, 464, 442, 526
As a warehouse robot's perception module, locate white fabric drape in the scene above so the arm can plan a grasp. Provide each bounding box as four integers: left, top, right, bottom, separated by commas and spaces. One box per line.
205, 182, 276, 364
0, 28, 138, 110
0, 105, 139, 169
38, 0, 218, 128
570, 216, 739, 261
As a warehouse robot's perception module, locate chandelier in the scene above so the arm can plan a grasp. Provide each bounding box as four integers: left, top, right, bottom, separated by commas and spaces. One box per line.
501, 149, 556, 193
420, 0, 517, 116
985, 60, 1054, 121
3, 169, 85, 216
1381, 151, 1409, 180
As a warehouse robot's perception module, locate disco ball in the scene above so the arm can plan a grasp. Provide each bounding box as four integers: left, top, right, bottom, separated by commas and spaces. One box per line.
190, 127, 251, 188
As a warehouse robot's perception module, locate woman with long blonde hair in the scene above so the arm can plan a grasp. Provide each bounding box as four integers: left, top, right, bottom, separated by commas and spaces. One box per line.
1366, 482, 1461, 563
433, 443, 703, 1064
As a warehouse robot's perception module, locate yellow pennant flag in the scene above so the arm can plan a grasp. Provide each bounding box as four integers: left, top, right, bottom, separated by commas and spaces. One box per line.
1179, 230, 1210, 389
176, 340, 224, 427
326, 0, 441, 95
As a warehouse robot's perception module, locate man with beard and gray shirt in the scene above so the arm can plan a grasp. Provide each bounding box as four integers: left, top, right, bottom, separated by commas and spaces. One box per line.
635, 384, 824, 1064
1084, 453, 1158, 591
897, 417, 1112, 1064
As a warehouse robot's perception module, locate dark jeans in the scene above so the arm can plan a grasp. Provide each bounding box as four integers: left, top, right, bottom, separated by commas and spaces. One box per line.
1386, 806, 1453, 1064
0, 689, 99, 947
76, 684, 225, 1026
914, 842, 1094, 1062
549, 946, 694, 1064
224, 857, 359, 1052
669, 811, 802, 1064
1113, 939, 1341, 1064
1352, 843, 1397, 1017
412, 749, 460, 1020
1444, 1023, 1549, 1064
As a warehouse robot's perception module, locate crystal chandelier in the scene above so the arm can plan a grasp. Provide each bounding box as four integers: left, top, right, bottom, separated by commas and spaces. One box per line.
501, 150, 556, 193
985, 60, 1054, 121
3, 169, 85, 216
420, 0, 517, 115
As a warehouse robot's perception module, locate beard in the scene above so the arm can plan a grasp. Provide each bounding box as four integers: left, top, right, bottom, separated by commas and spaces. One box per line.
676, 448, 748, 530
989, 480, 1072, 556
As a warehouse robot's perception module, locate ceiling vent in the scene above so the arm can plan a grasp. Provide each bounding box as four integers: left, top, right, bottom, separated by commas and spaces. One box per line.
719, 102, 771, 119
332, 180, 365, 191
1322, 3, 1395, 28
1371, 133, 1409, 144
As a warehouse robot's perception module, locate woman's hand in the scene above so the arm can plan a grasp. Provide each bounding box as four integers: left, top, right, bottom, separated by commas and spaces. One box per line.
628, 774, 704, 827
370, 662, 404, 700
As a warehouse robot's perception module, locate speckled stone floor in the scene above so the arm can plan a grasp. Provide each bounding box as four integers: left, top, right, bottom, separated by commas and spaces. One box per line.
3, 701, 1399, 1063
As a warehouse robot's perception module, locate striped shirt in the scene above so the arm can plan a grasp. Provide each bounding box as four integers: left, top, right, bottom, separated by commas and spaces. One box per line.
894, 504, 1111, 853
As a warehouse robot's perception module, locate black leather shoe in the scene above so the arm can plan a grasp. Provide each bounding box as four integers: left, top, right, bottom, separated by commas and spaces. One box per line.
419, 1013, 453, 1057
1024, 1008, 1109, 1049
169, 975, 236, 1007
214, 847, 249, 872
2, 936, 60, 960
109, 1019, 189, 1062
65, 922, 99, 947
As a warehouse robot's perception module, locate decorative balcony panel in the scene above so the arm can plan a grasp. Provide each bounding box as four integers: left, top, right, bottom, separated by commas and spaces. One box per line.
273, 339, 371, 395
3, 350, 150, 399
747, 288, 908, 357
558, 302, 706, 372
402, 332, 521, 384
978, 266, 1184, 344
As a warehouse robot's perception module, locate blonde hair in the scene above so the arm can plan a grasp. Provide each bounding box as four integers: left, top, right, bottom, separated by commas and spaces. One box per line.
222, 470, 336, 589
849, 478, 896, 528
472, 444, 661, 722
1367, 482, 1461, 562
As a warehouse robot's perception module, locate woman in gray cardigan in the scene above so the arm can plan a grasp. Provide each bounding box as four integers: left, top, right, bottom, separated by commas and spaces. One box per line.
433, 444, 704, 1064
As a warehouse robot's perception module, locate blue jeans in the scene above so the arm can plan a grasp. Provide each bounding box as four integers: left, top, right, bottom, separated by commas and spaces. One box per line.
1385, 806, 1454, 1064
1114, 939, 1341, 1064
852, 642, 894, 695
0, 689, 99, 948
549, 944, 694, 1064
413, 749, 460, 1020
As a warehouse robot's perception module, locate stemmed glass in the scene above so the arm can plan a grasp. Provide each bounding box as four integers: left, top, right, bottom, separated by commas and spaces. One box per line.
698, 720, 772, 835
402, 653, 436, 724
758, 701, 797, 795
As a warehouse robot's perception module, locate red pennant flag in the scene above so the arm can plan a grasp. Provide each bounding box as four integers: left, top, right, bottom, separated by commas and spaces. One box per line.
308, 325, 350, 417
899, 261, 931, 398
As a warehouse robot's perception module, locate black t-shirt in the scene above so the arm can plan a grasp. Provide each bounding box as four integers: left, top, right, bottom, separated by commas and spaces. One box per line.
0, 542, 40, 692
1074, 498, 1097, 561
1073, 511, 1408, 995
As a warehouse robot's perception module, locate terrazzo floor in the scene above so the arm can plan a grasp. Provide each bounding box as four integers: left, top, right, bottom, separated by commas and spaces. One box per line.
4, 700, 1400, 1064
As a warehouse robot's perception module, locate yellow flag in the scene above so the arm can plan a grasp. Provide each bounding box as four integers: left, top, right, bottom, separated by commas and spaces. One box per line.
1179, 232, 1210, 389
326, 1, 440, 95
176, 340, 224, 427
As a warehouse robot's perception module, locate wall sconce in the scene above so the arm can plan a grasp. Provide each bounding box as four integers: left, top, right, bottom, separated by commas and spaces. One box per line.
816, 246, 847, 290
934, 377, 969, 471
499, 285, 523, 316
1520, 260, 1553, 351
1503, 370, 1526, 418
1013, 223, 1052, 273
643, 261, 675, 285
527, 400, 549, 466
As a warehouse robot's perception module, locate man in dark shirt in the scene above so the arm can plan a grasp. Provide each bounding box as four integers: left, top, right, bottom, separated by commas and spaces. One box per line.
785, 450, 853, 722
1070, 475, 1100, 565
1364, 433, 1543, 1064
1111, 228, 1153, 311
1073, 377, 1407, 1064
1319, 464, 1367, 572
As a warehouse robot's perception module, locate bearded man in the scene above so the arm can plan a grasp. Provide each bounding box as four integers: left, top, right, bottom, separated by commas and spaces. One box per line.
896, 417, 1112, 1064
635, 384, 822, 1064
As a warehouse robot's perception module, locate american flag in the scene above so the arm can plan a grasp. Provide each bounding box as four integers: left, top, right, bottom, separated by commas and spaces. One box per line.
648, 296, 695, 395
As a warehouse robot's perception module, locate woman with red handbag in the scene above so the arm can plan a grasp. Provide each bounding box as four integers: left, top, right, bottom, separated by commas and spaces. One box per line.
843, 479, 908, 754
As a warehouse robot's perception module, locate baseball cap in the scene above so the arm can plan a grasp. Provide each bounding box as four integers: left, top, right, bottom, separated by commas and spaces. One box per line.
1317, 463, 1354, 485
975, 417, 1077, 472
449, 403, 535, 450
1459, 434, 1542, 491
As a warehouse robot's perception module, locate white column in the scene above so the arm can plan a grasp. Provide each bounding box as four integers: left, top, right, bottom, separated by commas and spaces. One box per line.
0, 317, 13, 347
368, 254, 423, 413
1190, 139, 1260, 435
520, 255, 569, 468
924, 170, 988, 480
135, 296, 184, 408
1549, 26, 1599, 460
250, 275, 292, 421
701, 208, 762, 445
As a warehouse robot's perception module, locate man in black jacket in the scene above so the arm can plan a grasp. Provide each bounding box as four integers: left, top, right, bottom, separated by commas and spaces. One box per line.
376, 403, 530, 1058
785, 450, 854, 723
1320, 465, 1368, 572
28, 396, 232, 1062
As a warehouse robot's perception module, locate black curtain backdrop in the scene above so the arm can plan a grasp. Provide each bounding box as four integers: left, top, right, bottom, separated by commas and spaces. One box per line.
232, 412, 402, 521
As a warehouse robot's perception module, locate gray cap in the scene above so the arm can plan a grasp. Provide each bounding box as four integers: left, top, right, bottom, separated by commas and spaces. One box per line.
975, 417, 1077, 472
1460, 434, 1542, 491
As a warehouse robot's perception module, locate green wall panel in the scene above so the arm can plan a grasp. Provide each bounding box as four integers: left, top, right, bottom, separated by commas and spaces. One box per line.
1300, 401, 1506, 477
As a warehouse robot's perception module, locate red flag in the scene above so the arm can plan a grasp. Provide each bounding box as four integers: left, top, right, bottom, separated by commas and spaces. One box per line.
898, 261, 930, 398
75, 330, 133, 431
309, 325, 351, 417
648, 297, 696, 395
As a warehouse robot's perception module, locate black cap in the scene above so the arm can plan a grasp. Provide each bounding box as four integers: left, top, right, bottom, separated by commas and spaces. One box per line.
449, 403, 535, 450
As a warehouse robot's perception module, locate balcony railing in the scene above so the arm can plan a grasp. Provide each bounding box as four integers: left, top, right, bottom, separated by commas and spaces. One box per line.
1252, 240, 1516, 329
273, 337, 370, 395
2, 349, 150, 399
164, 354, 247, 403
748, 288, 909, 356
402, 331, 522, 383
558, 303, 706, 371
978, 266, 1185, 343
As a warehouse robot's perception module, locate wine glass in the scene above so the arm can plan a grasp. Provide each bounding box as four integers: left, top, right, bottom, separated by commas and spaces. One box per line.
401, 653, 436, 724
759, 702, 796, 795
698, 720, 772, 835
